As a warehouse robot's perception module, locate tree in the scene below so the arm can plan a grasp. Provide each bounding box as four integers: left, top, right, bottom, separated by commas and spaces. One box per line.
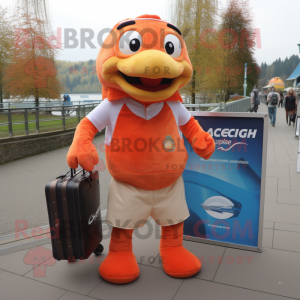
169, 0, 260, 103
216, 0, 259, 101
169, 0, 219, 104
0, 5, 14, 104
5, 13, 61, 104
65, 74, 71, 90
17, 0, 50, 27
258, 54, 300, 90
55, 60, 102, 94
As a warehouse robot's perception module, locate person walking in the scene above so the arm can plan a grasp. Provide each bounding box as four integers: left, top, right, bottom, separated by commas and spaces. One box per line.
63, 94, 71, 115
285, 89, 298, 126
278, 92, 284, 108
250, 85, 260, 113
267, 86, 280, 127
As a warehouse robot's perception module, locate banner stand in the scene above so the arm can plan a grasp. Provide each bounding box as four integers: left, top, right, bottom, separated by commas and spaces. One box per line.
183, 112, 268, 253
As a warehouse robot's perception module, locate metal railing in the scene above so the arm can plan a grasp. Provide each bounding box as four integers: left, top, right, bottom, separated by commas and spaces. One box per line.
211, 97, 251, 112
183, 103, 219, 111
0, 97, 251, 139
0, 102, 101, 138
0, 100, 101, 109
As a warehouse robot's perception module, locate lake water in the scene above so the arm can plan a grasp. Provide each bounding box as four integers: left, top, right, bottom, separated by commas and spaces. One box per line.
4, 93, 102, 102
61, 93, 102, 101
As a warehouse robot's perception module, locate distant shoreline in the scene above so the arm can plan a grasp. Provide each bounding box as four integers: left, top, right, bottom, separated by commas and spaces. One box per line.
3, 93, 102, 102
65, 92, 102, 94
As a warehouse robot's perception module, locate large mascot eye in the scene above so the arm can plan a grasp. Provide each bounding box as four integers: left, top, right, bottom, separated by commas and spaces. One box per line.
164, 34, 181, 58
119, 31, 142, 55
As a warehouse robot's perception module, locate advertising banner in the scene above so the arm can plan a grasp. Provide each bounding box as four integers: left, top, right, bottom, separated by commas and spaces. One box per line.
183, 112, 268, 252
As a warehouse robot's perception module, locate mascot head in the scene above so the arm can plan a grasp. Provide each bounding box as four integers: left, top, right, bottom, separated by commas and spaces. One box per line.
96, 14, 192, 103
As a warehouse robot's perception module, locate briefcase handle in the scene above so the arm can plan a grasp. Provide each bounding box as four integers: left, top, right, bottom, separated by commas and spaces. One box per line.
70, 168, 84, 177
70, 168, 89, 177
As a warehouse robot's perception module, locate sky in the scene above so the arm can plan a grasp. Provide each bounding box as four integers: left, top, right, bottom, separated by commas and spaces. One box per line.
3, 0, 300, 66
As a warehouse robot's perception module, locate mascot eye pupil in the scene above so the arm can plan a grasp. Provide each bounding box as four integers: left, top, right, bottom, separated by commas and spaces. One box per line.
164, 34, 181, 58
119, 30, 141, 55
130, 39, 140, 52
165, 42, 174, 55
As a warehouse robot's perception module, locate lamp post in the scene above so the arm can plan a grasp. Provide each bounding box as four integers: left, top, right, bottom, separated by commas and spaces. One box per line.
243, 63, 248, 97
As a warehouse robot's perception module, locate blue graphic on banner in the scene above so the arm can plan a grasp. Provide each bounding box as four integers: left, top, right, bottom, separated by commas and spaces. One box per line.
183, 116, 264, 248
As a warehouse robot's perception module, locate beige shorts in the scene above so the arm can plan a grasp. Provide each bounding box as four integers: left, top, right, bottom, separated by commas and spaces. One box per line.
106, 176, 190, 229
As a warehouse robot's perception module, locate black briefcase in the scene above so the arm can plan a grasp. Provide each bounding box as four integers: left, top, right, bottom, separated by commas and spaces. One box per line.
45, 168, 103, 261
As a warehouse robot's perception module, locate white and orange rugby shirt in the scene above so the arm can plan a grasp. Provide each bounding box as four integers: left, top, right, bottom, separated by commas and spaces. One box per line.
87, 98, 192, 191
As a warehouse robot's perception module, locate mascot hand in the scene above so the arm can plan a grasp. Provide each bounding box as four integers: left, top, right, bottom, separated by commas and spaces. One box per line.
179, 116, 215, 160
192, 132, 215, 160
67, 118, 99, 171
67, 139, 99, 171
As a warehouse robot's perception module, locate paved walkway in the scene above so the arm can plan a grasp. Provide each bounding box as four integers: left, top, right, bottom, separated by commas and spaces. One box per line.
0, 104, 300, 300
0, 134, 111, 236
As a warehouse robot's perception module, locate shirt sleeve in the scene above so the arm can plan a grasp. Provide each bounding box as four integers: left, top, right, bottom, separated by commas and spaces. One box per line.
86, 99, 110, 132
177, 102, 192, 126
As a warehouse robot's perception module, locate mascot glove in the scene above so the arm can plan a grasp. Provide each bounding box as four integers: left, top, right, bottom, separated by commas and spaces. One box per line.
67, 117, 99, 171
191, 131, 215, 160
179, 116, 215, 160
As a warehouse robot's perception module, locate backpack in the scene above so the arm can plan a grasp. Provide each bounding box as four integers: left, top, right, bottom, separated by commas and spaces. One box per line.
253, 89, 260, 105
270, 93, 278, 105
290, 113, 296, 123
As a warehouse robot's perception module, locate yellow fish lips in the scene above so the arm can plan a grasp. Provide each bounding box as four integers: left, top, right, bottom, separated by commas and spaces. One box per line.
102, 50, 192, 102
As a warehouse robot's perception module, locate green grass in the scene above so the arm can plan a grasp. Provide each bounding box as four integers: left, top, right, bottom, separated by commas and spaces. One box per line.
0, 112, 82, 138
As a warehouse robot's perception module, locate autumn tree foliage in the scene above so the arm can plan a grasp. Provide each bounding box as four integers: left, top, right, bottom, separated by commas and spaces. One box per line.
0, 5, 14, 104
169, 0, 219, 104
216, 0, 260, 101
4, 12, 62, 104
56, 60, 102, 94
17, 0, 51, 25
169, 0, 259, 102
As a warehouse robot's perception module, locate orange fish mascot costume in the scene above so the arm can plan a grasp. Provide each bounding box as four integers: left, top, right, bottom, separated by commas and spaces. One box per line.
67, 14, 215, 284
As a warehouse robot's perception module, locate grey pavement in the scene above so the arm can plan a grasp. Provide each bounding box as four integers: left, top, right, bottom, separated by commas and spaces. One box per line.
0, 103, 300, 300
0, 216, 300, 300
0, 134, 111, 236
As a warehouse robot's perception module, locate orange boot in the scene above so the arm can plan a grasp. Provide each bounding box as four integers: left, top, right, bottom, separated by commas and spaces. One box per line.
99, 227, 139, 284
160, 222, 201, 278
